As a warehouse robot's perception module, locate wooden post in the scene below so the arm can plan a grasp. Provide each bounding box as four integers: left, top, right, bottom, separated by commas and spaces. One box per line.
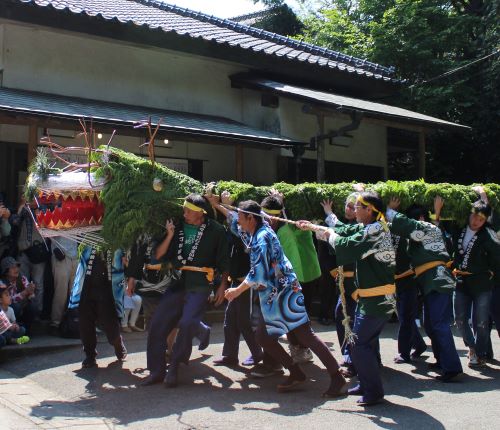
28, 124, 38, 164
316, 114, 325, 183
418, 131, 426, 179
235, 143, 244, 181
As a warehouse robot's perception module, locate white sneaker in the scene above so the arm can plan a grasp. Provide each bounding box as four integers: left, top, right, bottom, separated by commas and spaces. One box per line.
468, 349, 479, 367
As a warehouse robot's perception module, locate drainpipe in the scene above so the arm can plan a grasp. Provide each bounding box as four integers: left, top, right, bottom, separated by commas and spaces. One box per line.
311, 111, 363, 182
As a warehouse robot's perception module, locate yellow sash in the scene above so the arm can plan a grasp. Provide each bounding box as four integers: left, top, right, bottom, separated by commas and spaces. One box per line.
395, 269, 414, 280
180, 265, 215, 282
352, 284, 395, 301
414, 260, 448, 277
329, 269, 354, 279
452, 268, 473, 277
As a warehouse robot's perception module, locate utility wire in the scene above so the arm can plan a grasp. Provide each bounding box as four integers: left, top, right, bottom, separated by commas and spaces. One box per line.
409, 48, 500, 88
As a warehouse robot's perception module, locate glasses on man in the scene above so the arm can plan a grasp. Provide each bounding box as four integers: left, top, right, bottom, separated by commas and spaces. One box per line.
354, 204, 367, 210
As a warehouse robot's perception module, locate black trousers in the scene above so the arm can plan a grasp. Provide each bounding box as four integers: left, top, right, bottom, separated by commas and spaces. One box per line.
79, 295, 122, 359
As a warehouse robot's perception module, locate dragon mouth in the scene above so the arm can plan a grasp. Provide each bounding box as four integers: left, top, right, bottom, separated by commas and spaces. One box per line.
35, 191, 104, 229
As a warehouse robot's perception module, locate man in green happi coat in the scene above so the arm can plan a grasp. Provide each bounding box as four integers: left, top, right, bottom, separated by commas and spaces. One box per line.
386, 197, 463, 382
299, 191, 395, 406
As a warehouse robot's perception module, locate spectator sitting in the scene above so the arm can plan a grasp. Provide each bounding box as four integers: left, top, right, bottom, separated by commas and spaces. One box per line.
0, 201, 11, 259
121, 287, 143, 333
0, 283, 30, 345
1, 256, 37, 335
16, 200, 48, 315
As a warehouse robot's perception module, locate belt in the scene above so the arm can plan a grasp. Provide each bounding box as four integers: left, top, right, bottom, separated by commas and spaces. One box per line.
179, 265, 215, 282
414, 260, 452, 277
330, 269, 354, 278
351, 284, 396, 301
395, 269, 414, 280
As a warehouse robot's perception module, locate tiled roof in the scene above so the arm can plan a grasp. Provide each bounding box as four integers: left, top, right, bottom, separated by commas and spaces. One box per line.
0, 87, 302, 146
231, 76, 470, 130
14, 0, 399, 82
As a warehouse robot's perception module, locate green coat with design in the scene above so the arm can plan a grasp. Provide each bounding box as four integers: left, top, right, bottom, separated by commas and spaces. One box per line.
388, 211, 455, 296
330, 220, 395, 318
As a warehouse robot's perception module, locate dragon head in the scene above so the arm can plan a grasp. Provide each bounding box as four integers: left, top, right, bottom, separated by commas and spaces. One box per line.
26, 145, 203, 250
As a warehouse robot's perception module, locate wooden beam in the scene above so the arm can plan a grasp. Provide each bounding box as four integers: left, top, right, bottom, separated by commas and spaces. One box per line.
28, 124, 38, 164
418, 131, 426, 179
235, 144, 244, 181
303, 104, 430, 134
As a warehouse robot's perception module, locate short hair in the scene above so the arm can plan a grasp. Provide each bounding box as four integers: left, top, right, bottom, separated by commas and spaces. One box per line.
260, 195, 284, 211
472, 200, 491, 219
185, 193, 209, 213
238, 200, 263, 226
359, 191, 384, 215
406, 204, 429, 222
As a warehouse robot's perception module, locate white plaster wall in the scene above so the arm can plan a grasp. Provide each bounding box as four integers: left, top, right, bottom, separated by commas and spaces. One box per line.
0, 124, 29, 143
1, 23, 244, 121
242, 146, 280, 185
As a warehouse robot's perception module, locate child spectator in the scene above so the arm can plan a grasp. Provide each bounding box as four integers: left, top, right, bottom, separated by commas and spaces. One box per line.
1, 256, 37, 335
121, 288, 143, 332
0, 283, 30, 345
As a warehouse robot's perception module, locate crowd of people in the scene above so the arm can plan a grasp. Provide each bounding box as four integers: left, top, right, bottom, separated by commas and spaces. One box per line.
1, 185, 499, 407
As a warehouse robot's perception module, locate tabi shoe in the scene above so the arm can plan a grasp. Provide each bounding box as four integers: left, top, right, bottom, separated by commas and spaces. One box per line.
277, 365, 307, 393
435, 371, 463, 382
357, 396, 384, 406
250, 363, 285, 378
213, 356, 239, 367
347, 385, 364, 396
322, 371, 348, 398
114, 340, 128, 361
241, 354, 263, 367
198, 325, 211, 351
393, 354, 411, 364
130, 325, 144, 332
410, 346, 427, 359
140, 376, 164, 386
81, 356, 97, 369
289, 344, 314, 364
164, 364, 178, 388
121, 326, 132, 333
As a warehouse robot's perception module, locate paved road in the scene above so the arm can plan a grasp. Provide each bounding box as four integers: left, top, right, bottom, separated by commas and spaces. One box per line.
1, 322, 499, 429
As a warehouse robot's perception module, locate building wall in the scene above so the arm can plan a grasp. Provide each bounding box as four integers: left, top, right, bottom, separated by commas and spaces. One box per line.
0, 22, 244, 121
0, 21, 388, 187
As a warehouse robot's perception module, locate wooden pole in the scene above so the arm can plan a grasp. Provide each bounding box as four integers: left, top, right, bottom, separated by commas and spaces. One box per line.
235, 143, 244, 181
316, 114, 325, 183
418, 131, 426, 179
28, 124, 38, 164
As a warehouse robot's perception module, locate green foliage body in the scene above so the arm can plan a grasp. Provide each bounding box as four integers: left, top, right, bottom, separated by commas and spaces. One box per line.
27, 148, 500, 250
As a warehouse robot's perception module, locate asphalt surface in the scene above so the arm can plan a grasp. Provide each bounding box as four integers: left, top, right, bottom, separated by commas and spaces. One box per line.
1, 322, 499, 429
